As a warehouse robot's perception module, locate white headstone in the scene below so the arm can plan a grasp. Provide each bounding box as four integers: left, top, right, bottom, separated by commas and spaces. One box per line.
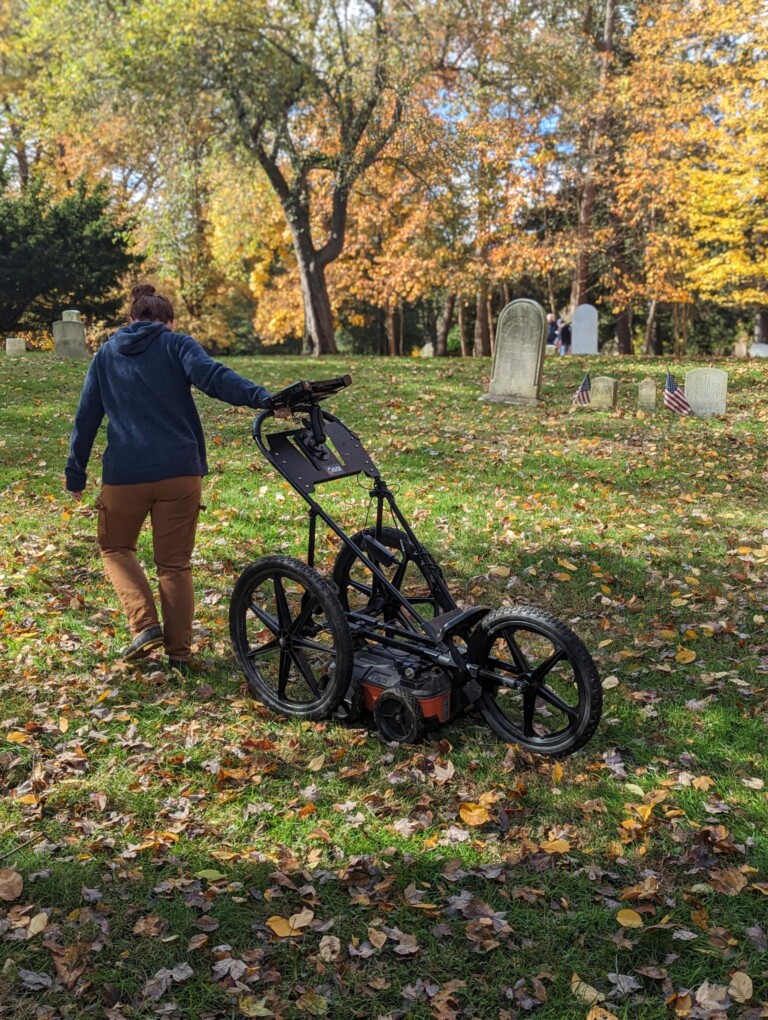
571, 304, 599, 355
733, 341, 748, 358
53, 311, 89, 359
638, 378, 656, 411
685, 368, 727, 418
420, 341, 434, 359
5, 337, 26, 357
749, 343, 768, 358
591, 376, 618, 410
480, 299, 546, 406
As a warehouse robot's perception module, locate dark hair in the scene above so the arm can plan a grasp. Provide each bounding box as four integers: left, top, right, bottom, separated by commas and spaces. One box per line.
130, 284, 174, 324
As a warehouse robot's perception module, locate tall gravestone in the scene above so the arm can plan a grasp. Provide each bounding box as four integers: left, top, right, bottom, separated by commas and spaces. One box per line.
53, 309, 89, 360
591, 376, 618, 410
5, 337, 26, 357
685, 368, 727, 418
480, 299, 546, 406
571, 304, 599, 356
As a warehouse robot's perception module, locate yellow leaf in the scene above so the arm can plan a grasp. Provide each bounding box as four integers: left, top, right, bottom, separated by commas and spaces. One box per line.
557, 558, 578, 571
571, 973, 605, 1005
459, 802, 491, 826
587, 1008, 620, 1020
540, 839, 571, 854
266, 916, 298, 938
553, 572, 571, 582
660, 629, 677, 639
6, 731, 30, 744
616, 908, 644, 928
488, 565, 510, 578
59, 716, 69, 733
551, 763, 564, 784
308, 754, 326, 772
675, 648, 696, 664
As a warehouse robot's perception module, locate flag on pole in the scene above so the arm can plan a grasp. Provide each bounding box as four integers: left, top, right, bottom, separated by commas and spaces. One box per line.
572, 372, 591, 405
663, 371, 692, 415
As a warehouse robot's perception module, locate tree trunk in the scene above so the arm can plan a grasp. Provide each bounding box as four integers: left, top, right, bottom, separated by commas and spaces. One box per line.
616, 309, 633, 355
458, 300, 469, 357
570, 0, 617, 313
473, 291, 491, 357
295, 251, 337, 355
547, 271, 556, 316
386, 303, 397, 356
756, 310, 768, 344
398, 299, 405, 356
644, 299, 660, 355
435, 293, 456, 357
487, 294, 496, 356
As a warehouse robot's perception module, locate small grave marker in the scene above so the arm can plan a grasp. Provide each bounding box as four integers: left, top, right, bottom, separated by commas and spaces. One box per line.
638, 378, 656, 412
4, 337, 26, 357
591, 376, 618, 410
685, 368, 727, 418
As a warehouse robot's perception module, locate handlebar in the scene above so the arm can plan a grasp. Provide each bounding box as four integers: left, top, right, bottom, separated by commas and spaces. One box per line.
266, 375, 352, 411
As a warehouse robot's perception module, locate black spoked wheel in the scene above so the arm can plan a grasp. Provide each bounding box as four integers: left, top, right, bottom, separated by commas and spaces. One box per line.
331, 527, 453, 624
468, 606, 602, 758
374, 689, 424, 744
230, 556, 352, 720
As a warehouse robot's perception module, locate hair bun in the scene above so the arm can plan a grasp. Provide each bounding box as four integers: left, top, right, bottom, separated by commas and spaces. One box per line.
131, 283, 156, 299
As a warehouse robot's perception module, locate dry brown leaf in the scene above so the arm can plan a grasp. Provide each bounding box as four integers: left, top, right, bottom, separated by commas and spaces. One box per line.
0, 869, 23, 902
728, 971, 753, 1003
27, 912, 48, 937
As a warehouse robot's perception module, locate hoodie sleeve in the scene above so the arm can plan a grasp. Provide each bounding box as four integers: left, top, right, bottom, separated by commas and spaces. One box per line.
176, 336, 272, 408
65, 357, 105, 492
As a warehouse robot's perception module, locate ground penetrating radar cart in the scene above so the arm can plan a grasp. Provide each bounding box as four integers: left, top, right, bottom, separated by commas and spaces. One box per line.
230, 376, 602, 756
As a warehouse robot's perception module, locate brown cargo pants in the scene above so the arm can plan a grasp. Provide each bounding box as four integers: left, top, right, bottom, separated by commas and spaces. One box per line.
95, 476, 203, 661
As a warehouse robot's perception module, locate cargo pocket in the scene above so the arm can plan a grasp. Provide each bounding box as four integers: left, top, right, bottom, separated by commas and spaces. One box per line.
94, 498, 109, 549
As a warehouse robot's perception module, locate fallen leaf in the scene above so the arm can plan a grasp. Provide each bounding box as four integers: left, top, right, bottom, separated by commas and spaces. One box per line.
616, 909, 644, 928
728, 971, 753, 1003
459, 802, 491, 826
540, 839, 571, 854
0, 869, 23, 901
571, 973, 605, 1005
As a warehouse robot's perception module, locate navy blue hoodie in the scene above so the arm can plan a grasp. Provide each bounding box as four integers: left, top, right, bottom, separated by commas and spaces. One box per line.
65, 321, 271, 491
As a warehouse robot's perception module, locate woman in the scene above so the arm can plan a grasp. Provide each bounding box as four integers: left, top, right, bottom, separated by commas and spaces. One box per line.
64, 284, 282, 672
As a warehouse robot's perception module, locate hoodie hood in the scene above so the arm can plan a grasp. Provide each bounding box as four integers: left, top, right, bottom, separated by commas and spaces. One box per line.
110, 320, 169, 356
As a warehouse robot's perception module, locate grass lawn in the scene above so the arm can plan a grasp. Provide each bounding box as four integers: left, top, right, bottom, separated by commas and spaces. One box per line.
0, 350, 767, 1019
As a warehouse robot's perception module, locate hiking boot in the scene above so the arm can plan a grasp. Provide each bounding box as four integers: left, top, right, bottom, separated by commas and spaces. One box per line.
120, 626, 163, 662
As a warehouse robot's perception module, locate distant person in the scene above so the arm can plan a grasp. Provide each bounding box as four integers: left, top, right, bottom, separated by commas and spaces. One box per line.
557, 318, 572, 355
64, 284, 287, 673
547, 312, 558, 347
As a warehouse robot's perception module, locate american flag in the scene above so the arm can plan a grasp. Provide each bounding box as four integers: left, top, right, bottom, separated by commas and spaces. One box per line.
572, 372, 591, 405
663, 371, 692, 415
